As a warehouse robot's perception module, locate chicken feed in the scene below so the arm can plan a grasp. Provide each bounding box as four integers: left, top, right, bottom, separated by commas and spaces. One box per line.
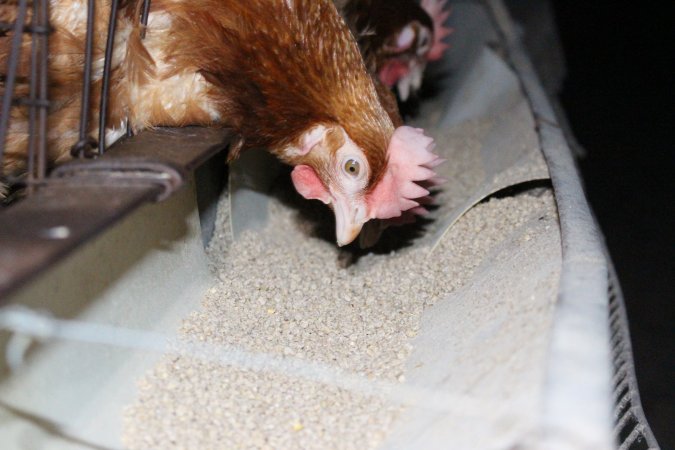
123, 116, 561, 449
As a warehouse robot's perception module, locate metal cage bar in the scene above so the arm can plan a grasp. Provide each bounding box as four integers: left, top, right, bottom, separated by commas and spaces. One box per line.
0, 1, 31, 173
97, 0, 121, 156
70, 0, 98, 159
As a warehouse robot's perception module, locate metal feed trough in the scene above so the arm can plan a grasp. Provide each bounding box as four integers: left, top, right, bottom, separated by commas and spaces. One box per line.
0, 1, 659, 449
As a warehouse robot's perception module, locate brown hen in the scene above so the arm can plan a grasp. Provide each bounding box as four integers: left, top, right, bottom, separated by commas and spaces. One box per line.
0, 0, 442, 245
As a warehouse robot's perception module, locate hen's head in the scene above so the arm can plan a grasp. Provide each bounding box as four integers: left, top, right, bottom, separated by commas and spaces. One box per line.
168, 0, 444, 245
288, 124, 442, 246
376, 0, 453, 100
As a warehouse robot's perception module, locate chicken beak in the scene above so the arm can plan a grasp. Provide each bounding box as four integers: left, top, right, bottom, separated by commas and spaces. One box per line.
396, 61, 426, 101
397, 75, 412, 102
332, 196, 368, 247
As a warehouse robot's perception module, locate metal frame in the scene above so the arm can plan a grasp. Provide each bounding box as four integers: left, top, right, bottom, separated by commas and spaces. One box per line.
0, 127, 231, 300
487, 1, 659, 448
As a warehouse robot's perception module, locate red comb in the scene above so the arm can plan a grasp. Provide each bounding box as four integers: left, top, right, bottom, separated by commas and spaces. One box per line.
421, 0, 453, 61
367, 127, 443, 220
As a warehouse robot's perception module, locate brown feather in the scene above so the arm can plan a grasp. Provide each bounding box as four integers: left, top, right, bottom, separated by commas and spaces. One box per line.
152, 0, 395, 181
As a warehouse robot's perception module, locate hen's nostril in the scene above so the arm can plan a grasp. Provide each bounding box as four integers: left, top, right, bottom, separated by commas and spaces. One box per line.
354, 206, 367, 224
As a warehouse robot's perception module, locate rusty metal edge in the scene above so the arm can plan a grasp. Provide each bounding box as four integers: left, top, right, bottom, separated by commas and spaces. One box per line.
0, 127, 232, 301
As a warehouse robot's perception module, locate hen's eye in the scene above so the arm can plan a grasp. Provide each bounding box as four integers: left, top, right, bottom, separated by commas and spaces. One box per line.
418, 28, 432, 54
344, 159, 360, 176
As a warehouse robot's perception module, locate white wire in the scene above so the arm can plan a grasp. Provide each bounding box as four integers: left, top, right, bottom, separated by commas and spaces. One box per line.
0, 305, 505, 417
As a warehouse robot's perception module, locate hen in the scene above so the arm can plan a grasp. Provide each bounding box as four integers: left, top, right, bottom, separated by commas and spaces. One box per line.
338, 0, 452, 101
0, 0, 442, 246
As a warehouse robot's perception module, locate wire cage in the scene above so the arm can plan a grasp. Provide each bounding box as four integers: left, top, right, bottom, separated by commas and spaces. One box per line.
0, 1, 661, 449
0, 0, 152, 196
0, 0, 51, 194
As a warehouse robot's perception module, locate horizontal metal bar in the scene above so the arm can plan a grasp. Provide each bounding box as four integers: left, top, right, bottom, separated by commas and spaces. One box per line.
0, 127, 232, 300
0, 21, 51, 35
94, 126, 232, 171
12, 97, 50, 108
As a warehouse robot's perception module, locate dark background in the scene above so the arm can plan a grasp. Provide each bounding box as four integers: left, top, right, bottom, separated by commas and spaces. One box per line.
551, 2, 673, 448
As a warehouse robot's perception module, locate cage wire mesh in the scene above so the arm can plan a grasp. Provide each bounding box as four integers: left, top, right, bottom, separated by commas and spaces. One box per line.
0, 0, 50, 194
0, 0, 152, 196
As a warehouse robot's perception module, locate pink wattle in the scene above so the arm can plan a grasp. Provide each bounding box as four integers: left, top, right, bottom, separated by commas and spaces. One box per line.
378, 60, 410, 87
291, 165, 330, 204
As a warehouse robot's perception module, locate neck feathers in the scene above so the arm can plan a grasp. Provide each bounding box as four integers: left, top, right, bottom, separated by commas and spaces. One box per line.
154, 0, 394, 178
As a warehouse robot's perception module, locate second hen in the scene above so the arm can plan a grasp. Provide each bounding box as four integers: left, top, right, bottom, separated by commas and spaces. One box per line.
339, 0, 452, 101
